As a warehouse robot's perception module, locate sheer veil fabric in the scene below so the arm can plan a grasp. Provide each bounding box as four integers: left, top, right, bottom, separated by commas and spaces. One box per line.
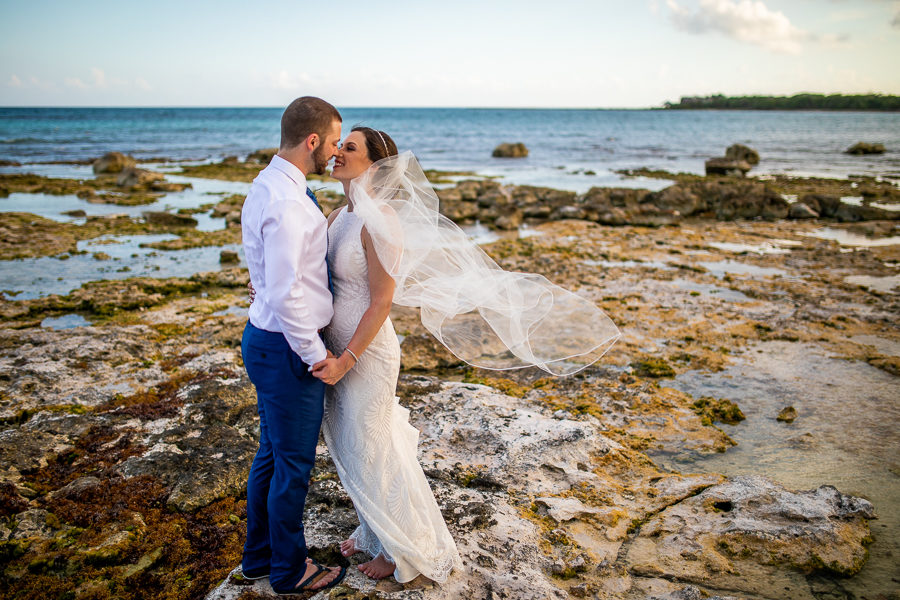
350, 151, 620, 376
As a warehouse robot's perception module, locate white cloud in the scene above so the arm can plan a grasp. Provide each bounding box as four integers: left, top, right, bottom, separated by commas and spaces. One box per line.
271, 70, 313, 91
65, 77, 89, 89
135, 77, 152, 91
665, 0, 810, 53
91, 67, 107, 88
9, 75, 22, 88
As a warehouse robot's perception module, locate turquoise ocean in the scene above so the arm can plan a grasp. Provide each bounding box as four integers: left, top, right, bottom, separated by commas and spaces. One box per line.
2, 107, 899, 192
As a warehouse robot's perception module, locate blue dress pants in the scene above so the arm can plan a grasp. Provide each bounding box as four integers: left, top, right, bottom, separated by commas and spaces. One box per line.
241, 321, 325, 590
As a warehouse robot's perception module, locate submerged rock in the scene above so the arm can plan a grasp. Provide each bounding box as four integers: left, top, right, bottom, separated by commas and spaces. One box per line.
777, 406, 798, 423
93, 151, 136, 174
492, 142, 529, 158
845, 142, 885, 155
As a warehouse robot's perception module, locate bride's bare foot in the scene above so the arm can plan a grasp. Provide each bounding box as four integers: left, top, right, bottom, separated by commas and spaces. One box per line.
358, 554, 395, 579
340, 538, 361, 557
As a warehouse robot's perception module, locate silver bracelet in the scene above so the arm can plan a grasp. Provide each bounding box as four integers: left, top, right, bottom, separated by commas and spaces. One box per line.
345, 347, 359, 364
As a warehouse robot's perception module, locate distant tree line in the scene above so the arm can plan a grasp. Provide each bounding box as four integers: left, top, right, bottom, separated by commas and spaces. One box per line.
663, 94, 900, 111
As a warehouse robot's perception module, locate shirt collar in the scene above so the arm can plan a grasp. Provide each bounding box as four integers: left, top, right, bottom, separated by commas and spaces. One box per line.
268, 154, 308, 188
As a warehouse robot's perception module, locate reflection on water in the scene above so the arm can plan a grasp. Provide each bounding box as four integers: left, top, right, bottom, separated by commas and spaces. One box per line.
844, 274, 900, 293
1, 234, 243, 299
657, 341, 900, 597
41, 313, 91, 330
584, 258, 673, 270
699, 260, 789, 279
802, 227, 900, 247
671, 279, 752, 302
707, 241, 792, 255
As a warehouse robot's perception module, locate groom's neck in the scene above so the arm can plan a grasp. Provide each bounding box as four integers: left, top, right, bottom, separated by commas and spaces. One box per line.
277, 147, 311, 176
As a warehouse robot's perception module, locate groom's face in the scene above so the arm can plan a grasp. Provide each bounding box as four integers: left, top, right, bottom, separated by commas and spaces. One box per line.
312, 119, 342, 175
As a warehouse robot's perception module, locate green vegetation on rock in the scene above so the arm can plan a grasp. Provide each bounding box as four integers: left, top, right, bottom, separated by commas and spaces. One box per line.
664, 93, 900, 111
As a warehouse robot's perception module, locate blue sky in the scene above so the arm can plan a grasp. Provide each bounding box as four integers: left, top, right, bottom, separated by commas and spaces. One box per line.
1, 0, 898, 107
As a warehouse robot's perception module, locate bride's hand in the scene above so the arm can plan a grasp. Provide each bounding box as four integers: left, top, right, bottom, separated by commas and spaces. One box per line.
247, 281, 256, 303
311, 352, 355, 385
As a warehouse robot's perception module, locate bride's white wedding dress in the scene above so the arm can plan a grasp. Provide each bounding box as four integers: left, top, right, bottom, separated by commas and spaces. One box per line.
322, 207, 461, 583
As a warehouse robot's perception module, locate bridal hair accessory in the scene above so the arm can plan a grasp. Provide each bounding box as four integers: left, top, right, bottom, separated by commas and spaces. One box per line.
349, 151, 620, 376
375, 130, 390, 156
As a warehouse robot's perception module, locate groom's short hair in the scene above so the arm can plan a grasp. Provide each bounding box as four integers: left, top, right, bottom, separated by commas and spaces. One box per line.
280, 97, 342, 150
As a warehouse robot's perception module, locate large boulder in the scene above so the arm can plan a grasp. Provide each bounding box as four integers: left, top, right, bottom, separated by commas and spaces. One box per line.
725, 143, 760, 165
492, 142, 529, 158
93, 152, 136, 174
704, 158, 752, 177
845, 142, 885, 155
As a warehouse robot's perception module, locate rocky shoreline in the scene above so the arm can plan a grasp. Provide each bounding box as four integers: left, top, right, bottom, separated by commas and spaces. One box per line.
0, 152, 897, 599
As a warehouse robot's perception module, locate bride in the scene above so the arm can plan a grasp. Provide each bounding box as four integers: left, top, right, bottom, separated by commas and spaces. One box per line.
309, 126, 621, 583
310, 127, 462, 583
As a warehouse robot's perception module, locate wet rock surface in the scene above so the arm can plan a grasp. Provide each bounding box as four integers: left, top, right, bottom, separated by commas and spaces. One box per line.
2, 168, 897, 598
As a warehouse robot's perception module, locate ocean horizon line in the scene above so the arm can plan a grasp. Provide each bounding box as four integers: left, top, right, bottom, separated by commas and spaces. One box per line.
0, 105, 666, 111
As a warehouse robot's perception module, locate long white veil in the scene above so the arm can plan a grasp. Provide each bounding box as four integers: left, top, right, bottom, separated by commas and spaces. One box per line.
350, 151, 620, 376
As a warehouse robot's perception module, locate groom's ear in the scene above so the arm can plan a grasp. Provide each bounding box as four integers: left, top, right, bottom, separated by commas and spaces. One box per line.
306, 133, 319, 151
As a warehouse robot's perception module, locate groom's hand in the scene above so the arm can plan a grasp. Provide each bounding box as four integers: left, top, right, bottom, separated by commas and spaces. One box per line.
311, 353, 353, 385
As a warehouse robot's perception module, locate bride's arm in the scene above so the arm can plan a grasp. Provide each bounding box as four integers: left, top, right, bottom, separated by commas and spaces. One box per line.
311, 225, 395, 385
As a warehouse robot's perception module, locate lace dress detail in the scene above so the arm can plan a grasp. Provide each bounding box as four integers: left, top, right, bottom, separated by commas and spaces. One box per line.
322, 208, 461, 583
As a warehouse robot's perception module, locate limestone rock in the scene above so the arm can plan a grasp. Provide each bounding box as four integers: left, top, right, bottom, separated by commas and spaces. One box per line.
789, 202, 819, 219
93, 152, 136, 174
246, 148, 278, 164
627, 476, 875, 597
142, 211, 198, 228
219, 250, 239, 264
494, 207, 523, 230
833, 201, 900, 222
725, 143, 760, 165
399, 334, 463, 371
800, 193, 841, 217
117, 167, 164, 188
845, 142, 885, 155
705, 158, 752, 177
777, 406, 798, 422
492, 142, 529, 158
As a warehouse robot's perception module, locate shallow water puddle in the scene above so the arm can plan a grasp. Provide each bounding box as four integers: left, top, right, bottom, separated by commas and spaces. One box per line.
671, 279, 753, 302
707, 241, 792, 255
656, 341, 900, 598
844, 274, 900, 293
802, 227, 900, 247
1, 234, 243, 299
698, 260, 788, 279
41, 313, 91, 329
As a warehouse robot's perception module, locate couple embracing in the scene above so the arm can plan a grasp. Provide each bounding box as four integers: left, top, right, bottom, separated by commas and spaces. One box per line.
239, 97, 620, 593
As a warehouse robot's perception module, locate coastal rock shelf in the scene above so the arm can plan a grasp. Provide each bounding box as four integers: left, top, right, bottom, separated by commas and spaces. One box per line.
1, 215, 896, 599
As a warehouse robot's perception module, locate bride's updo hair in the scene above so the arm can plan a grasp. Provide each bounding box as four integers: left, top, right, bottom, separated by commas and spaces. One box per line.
352, 127, 398, 162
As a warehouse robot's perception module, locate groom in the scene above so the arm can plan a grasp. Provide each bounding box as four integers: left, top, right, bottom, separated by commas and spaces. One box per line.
239, 96, 344, 592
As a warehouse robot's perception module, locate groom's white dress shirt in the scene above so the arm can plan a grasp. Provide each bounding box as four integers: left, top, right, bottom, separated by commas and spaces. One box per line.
242, 155, 333, 365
